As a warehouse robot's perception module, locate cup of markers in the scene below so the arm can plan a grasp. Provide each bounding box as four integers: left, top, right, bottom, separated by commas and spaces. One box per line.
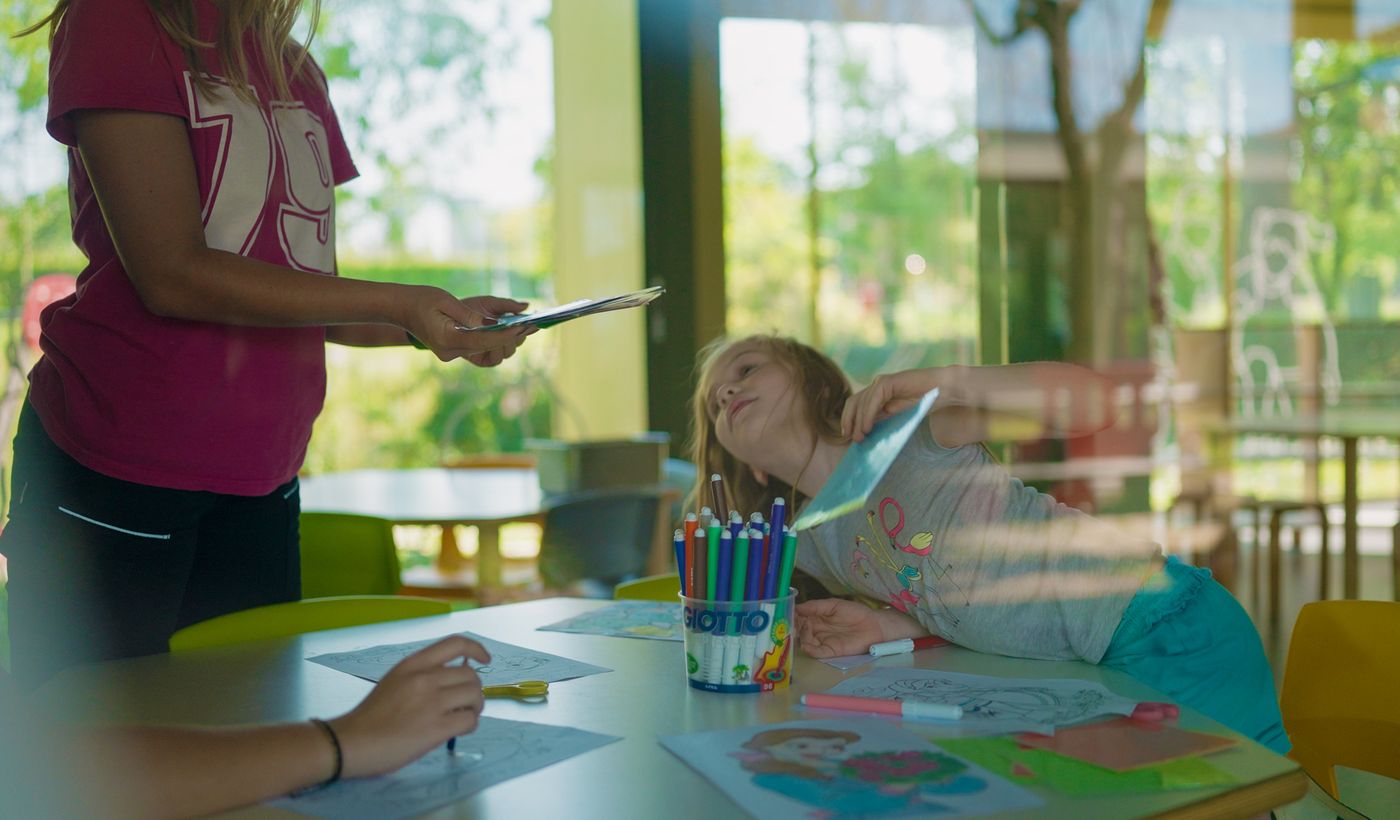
674, 493, 799, 694
681, 588, 794, 693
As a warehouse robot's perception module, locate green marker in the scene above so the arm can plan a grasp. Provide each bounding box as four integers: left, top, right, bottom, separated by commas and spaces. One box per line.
730, 530, 751, 601
776, 528, 798, 598
706, 521, 721, 600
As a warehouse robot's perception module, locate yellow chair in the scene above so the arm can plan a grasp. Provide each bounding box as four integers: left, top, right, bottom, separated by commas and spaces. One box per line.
299, 512, 402, 598
169, 595, 451, 651
1280, 600, 1400, 798
614, 573, 680, 601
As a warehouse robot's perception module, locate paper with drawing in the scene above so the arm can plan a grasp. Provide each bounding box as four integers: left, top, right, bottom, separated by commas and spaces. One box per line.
823, 667, 1140, 735
660, 718, 1042, 819
272, 717, 619, 820
308, 633, 611, 685
537, 600, 682, 642
792, 388, 939, 531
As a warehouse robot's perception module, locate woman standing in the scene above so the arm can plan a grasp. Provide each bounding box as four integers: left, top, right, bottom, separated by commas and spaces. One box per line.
4, 0, 533, 685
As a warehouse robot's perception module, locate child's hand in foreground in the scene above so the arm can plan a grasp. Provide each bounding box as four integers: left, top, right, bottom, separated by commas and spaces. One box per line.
796, 598, 928, 658
329, 635, 490, 778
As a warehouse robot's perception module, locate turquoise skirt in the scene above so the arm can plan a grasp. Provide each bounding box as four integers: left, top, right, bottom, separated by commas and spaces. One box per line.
1100, 556, 1290, 755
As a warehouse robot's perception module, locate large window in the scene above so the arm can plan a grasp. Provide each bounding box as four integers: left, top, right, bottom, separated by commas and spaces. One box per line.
720, 14, 979, 385
0, 1, 560, 489
714, 0, 1400, 511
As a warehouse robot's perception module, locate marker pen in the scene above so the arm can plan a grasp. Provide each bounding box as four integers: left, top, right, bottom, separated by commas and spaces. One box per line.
868, 635, 950, 657
801, 692, 963, 721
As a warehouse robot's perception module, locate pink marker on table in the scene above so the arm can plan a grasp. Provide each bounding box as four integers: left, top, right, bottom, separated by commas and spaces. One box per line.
801, 692, 963, 721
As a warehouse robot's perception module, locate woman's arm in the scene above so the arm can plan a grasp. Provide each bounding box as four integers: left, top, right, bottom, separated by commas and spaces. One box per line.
842, 363, 1116, 448
72, 109, 528, 364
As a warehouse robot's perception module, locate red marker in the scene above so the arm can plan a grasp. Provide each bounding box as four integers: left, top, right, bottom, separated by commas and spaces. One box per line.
868, 635, 949, 657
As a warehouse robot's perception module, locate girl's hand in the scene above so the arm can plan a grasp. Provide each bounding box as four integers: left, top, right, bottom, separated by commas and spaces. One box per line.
403, 288, 536, 367
841, 369, 945, 442
795, 598, 888, 658
328, 635, 490, 779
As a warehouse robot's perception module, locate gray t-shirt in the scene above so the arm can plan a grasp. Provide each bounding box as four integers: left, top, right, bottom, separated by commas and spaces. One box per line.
796, 424, 1161, 663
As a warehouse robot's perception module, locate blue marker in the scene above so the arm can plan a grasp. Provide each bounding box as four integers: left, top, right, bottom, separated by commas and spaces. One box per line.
673, 528, 686, 595
745, 527, 764, 600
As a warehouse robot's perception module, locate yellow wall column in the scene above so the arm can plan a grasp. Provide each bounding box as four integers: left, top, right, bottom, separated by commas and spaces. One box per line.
550, 0, 647, 441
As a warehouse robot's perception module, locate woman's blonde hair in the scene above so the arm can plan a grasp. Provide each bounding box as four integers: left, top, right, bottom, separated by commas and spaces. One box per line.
18, 0, 322, 106
687, 334, 852, 524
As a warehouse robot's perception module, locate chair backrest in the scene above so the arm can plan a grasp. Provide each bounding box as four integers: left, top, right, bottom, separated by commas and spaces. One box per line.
299, 511, 401, 598
1280, 600, 1400, 797
169, 595, 451, 651
537, 486, 669, 590
662, 458, 696, 529
614, 573, 680, 601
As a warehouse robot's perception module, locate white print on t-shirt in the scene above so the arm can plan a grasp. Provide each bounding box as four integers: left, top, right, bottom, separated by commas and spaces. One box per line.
183, 72, 336, 274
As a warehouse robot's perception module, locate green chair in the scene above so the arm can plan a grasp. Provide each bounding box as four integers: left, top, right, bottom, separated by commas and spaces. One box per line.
169, 595, 451, 651
614, 573, 680, 601
299, 511, 402, 598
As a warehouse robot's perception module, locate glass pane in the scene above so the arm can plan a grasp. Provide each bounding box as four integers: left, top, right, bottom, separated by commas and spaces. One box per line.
717, 0, 1400, 520
313, 0, 557, 470
720, 16, 980, 386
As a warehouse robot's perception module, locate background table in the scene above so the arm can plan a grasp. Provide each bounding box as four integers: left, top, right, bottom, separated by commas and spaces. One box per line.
299, 468, 544, 590
1208, 412, 1400, 599
36, 598, 1305, 818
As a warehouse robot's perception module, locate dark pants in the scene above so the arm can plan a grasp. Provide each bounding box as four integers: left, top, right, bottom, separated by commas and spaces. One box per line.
2, 402, 301, 688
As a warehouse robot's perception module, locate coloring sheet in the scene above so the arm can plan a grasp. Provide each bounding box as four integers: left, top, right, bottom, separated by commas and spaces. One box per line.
937, 736, 1239, 798
823, 668, 1141, 735
308, 632, 611, 685
818, 653, 877, 671
792, 388, 939, 531
537, 600, 683, 642
660, 718, 1042, 819
272, 716, 619, 820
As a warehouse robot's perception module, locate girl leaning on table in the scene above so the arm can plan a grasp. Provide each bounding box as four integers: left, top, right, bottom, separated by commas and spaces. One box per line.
689, 333, 1289, 754
3, 0, 534, 688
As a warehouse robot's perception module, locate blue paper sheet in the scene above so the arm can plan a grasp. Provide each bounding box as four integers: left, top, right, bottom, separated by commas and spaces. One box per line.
791, 387, 939, 531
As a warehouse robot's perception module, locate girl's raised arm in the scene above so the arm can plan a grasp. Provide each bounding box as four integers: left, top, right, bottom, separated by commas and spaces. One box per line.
843, 363, 1116, 448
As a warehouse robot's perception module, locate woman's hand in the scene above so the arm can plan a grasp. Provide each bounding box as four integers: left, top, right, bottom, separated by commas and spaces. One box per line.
840, 368, 946, 443
328, 635, 490, 779
401, 288, 536, 367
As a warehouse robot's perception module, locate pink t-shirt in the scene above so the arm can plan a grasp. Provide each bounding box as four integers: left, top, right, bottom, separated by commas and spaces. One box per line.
31, 0, 358, 496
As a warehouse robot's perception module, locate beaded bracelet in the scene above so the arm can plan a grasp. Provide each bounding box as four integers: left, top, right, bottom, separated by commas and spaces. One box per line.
291, 718, 343, 796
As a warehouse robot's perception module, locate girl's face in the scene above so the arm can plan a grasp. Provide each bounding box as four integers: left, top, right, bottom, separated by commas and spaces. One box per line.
706, 343, 805, 466
765, 736, 847, 769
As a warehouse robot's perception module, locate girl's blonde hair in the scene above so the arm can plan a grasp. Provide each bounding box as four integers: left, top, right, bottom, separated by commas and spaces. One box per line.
18, 0, 322, 106
687, 334, 852, 523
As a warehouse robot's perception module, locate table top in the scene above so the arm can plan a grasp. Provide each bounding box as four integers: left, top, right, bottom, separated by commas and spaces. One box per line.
299, 468, 544, 524
1207, 410, 1400, 439
36, 598, 1305, 819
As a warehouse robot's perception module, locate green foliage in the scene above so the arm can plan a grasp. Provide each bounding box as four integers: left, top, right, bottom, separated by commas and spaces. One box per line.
723, 24, 979, 379
1294, 39, 1400, 319
308, 335, 553, 473
0, 4, 557, 486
